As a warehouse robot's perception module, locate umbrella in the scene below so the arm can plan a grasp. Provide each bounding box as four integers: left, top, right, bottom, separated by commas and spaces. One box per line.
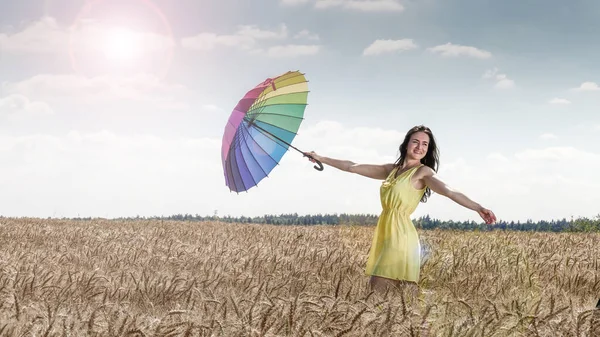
221, 70, 323, 193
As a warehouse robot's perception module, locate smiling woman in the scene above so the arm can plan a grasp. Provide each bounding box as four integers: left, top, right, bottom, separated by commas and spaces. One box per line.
68, 0, 174, 78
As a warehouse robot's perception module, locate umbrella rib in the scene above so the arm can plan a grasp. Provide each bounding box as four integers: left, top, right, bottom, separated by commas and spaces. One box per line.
248, 94, 272, 115
236, 124, 262, 188
246, 89, 308, 116
273, 71, 306, 82
226, 146, 239, 192
228, 135, 246, 192
248, 92, 309, 110
252, 125, 292, 151
247, 104, 308, 118
239, 121, 284, 167
253, 88, 309, 97
250, 90, 309, 107
237, 124, 268, 183
245, 112, 305, 121
224, 157, 232, 189
249, 74, 307, 110
230, 127, 253, 192
232, 131, 254, 191
245, 118, 302, 139
259, 72, 306, 93
225, 142, 238, 191
250, 122, 305, 156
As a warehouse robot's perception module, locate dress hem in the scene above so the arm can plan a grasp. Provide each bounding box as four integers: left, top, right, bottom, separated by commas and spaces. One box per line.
365, 272, 418, 284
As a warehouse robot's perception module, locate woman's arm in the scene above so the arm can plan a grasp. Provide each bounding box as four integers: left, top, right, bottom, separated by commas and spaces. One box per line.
419, 166, 497, 224
305, 151, 394, 180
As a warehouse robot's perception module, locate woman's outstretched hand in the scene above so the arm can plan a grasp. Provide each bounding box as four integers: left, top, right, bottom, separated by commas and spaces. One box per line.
303, 151, 325, 171
304, 151, 322, 163
478, 207, 497, 225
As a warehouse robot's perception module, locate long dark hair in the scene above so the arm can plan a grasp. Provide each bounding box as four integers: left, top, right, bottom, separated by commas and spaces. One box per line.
393, 125, 439, 203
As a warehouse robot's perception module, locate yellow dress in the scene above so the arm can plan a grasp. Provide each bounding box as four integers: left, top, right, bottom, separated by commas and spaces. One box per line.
365, 164, 426, 283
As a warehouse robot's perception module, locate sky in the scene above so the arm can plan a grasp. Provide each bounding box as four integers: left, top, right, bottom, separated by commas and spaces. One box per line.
0, 0, 599, 222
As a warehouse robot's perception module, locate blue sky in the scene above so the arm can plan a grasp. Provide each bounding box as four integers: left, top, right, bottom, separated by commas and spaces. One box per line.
1, 0, 599, 222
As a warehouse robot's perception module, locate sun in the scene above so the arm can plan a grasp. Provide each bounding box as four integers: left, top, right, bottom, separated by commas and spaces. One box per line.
69, 0, 175, 77
102, 27, 141, 62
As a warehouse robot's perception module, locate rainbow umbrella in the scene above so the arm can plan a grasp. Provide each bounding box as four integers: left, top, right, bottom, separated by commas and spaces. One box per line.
221, 70, 323, 193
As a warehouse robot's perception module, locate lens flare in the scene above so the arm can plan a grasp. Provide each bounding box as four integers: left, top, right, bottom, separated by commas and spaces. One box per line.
69, 0, 174, 78
102, 27, 141, 62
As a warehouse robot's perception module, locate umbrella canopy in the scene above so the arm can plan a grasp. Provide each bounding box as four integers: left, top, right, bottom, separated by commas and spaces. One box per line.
221, 70, 322, 193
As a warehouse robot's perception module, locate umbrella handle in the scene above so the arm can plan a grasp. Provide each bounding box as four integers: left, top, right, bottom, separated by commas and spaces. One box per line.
313, 159, 324, 171
303, 153, 324, 171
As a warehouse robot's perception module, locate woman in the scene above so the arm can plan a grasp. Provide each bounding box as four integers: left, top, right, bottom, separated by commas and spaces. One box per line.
305, 125, 496, 295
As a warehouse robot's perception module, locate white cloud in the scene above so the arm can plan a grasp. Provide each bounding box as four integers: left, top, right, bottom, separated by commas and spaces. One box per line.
236, 25, 288, 40
549, 98, 571, 105
420, 146, 600, 222
0, 94, 54, 119
539, 133, 558, 140
297, 121, 405, 158
362, 39, 418, 56
515, 146, 600, 162
2, 73, 189, 110
299, 125, 600, 222
428, 42, 492, 59
482, 68, 497, 79
482, 68, 514, 89
202, 104, 221, 112
1, 121, 599, 222
181, 25, 320, 57
0, 17, 66, 53
299, 122, 600, 222
314, 0, 404, 12
181, 24, 288, 51
494, 75, 515, 89
571, 82, 600, 92
281, 0, 311, 4
71, 21, 175, 56
264, 44, 321, 57
294, 29, 320, 41
0, 123, 398, 218
180, 32, 254, 51
0, 16, 174, 56
486, 153, 509, 165
0, 131, 222, 218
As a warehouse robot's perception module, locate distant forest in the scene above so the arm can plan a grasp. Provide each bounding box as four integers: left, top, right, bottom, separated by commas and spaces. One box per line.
108, 213, 600, 232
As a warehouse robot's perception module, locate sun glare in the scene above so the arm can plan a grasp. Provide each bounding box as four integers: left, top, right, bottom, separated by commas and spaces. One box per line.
102, 27, 140, 62
70, 0, 174, 77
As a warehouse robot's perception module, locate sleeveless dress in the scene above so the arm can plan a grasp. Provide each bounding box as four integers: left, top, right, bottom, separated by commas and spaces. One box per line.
364, 164, 426, 283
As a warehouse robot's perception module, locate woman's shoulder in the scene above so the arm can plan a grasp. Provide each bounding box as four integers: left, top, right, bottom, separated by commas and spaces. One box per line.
415, 164, 435, 178
383, 163, 397, 176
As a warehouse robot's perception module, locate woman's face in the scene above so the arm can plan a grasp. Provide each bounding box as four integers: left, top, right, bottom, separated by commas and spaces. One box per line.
406, 131, 430, 161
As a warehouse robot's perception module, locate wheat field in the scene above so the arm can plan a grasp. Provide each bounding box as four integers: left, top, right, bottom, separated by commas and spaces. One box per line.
0, 218, 599, 336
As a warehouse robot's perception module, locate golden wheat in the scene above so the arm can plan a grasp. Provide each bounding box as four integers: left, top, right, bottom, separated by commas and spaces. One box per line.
0, 218, 598, 336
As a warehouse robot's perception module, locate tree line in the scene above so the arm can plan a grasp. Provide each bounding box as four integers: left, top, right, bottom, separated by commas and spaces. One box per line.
110, 213, 600, 232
